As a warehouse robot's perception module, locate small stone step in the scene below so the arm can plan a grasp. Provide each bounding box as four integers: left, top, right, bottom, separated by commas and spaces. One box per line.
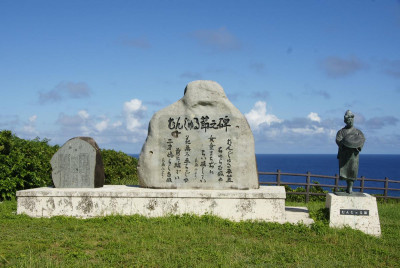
284, 206, 314, 225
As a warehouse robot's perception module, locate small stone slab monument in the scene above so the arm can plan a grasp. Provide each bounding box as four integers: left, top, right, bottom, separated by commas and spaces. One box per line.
138, 80, 259, 190
51, 137, 105, 188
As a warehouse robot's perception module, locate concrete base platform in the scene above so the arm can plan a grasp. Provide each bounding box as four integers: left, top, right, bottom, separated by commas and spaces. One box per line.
326, 193, 381, 237
16, 185, 313, 225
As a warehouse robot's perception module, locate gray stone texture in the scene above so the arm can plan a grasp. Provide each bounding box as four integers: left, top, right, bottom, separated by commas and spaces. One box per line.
16, 186, 294, 222
51, 137, 105, 188
138, 80, 259, 189
326, 193, 381, 237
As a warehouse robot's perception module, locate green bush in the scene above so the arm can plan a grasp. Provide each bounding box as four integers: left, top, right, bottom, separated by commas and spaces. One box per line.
0, 130, 58, 200
285, 181, 328, 202
100, 149, 138, 185
0, 130, 139, 200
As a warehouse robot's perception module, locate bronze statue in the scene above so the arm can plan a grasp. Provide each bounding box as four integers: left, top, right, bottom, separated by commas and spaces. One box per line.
336, 110, 365, 194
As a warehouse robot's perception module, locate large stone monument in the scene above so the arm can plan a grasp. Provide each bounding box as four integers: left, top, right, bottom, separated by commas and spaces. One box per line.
50, 137, 105, 188
138, 80, 259, 190
16, 81, 313, 225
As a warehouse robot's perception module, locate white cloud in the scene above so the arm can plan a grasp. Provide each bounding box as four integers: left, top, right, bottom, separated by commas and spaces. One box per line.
307, 112, 321, 123
287, 126, 325, 135
95, 119, 109, 132
124, 99, 147, 132
245, 101, 282, 130
78, 110, 89, 120
52, 98, 149, 149
112, 121, 123, 128
22, 115, 38, 135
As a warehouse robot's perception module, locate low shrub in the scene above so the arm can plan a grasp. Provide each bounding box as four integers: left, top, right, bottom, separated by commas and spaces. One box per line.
0, 130, 58, 200
101, 149, 138, 185
285, 181, 328, 202
0, 130, 139, 200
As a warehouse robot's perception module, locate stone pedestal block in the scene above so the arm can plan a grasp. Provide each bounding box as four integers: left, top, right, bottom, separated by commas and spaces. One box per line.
326, 193, 381, 237
16, 186, 293, 222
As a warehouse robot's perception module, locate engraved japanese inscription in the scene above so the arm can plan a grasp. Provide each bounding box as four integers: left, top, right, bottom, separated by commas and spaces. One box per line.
138, 80, 259, 190
160, 115, 237, 185
340, 209, 369, 216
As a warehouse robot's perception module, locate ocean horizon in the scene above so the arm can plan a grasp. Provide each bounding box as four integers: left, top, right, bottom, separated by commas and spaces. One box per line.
130, 154, 400, 196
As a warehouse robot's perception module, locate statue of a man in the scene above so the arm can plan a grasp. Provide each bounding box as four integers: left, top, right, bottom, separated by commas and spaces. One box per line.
336, 110, 365, 194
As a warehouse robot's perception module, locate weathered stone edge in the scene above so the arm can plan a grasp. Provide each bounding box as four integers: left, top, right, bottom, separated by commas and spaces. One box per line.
16, 185, 286, 199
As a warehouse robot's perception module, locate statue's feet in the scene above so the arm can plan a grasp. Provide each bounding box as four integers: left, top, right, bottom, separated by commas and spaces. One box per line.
346, 188, 352, 194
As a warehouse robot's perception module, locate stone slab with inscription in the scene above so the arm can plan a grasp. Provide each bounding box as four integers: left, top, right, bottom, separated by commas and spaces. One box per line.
138, 80, 259, 189
326, 193, 381, 236
51, 137, 105, 188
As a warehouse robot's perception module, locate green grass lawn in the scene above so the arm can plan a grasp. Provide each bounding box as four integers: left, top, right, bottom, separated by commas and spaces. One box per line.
0, 200, 399, 267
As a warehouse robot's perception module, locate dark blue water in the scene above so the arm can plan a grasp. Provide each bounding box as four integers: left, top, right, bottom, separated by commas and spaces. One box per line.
256, 154, 400, 197
131, 154, 400, 196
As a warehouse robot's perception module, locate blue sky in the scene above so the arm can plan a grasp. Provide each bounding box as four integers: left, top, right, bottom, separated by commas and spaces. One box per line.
1, 0, 399, 154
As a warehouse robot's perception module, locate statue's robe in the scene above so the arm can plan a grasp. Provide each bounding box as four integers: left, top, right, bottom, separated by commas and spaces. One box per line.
336, 127, 365, 181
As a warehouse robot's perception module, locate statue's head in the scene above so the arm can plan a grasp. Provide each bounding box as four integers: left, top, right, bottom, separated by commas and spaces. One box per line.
344, 110, 354, 128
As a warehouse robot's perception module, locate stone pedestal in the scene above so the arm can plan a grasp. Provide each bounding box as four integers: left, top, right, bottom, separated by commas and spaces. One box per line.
326, 193, 381, 237
16, 186, 313, 224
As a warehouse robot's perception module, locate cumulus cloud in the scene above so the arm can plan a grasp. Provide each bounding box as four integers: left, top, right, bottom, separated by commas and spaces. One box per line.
245, 108, 400, 153
123, 99, 147, 132
39, 81, 91, 104
95, 119, 109, 132
245, 101, 282, 130
54, 99, 148, 146
320, 56, 367, 78
22, 115, 38, 135
78, 110, 89, 120
244, 105, 344, 153
122, 36, 151, 49
307, 112, 321, 123
191, 27, 242, 51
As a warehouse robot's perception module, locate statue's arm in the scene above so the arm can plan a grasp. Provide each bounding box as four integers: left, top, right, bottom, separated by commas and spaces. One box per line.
335, 130, 343, 147
356, 129, 364, 152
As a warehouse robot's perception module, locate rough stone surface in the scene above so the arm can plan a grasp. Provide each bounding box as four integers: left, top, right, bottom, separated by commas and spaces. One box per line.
51, 137, 105, 188
15, 186, 303, 223
138, 80, 259, 190
326, 193, 381, 236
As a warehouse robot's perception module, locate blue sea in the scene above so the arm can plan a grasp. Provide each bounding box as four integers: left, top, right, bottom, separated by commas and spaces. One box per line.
131, 154, 400, 197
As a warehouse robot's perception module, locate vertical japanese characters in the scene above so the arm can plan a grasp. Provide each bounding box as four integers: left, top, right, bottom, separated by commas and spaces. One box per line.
161, 115, 234, 184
